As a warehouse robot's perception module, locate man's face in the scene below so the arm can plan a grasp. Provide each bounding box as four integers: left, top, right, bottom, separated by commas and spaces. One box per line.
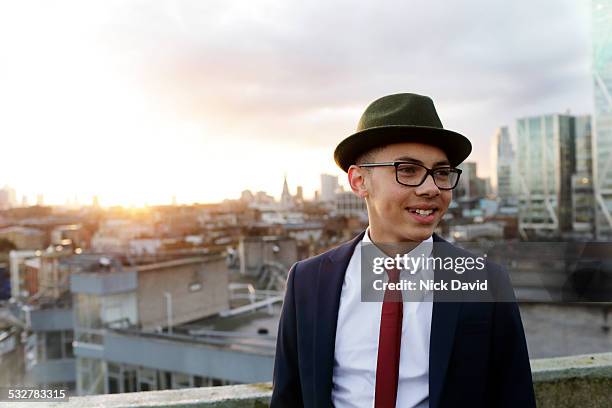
348, 142, 453, 243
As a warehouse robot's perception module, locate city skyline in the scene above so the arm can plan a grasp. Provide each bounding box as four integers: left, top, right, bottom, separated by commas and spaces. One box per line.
0, 0, 594, 205
0, 162, 492, 209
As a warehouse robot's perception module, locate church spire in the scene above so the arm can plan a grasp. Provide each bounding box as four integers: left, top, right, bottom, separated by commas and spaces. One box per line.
281, 173, 293, 208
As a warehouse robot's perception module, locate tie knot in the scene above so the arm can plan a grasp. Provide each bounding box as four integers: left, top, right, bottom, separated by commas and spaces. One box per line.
386, 267, 400, 283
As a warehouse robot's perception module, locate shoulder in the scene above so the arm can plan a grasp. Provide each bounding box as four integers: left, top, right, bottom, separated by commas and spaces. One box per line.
434, 234, 513, 295
434, 233, 507, 273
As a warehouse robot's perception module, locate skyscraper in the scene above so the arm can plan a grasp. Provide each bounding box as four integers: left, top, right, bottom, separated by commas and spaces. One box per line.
494, 127, 517, 205
516, 114, 575, 239
320, 174, 339, 202
0, 186, 17, 210
295, 186, 304, 203
571, 116, 595, 238
456, 162, 481, 200
592, 0, 612, 240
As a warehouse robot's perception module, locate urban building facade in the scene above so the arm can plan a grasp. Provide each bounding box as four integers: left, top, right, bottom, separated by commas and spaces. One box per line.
571, 115, 596, 239
516, 114, 575, 239
71, 255, 231, 395
320, 174, 339, 202
494, 126, 517, 206
334, 191, 367, 219
593, 0, 612, 240
0, 226, 46, 250
0, 186, 17, 210
456, 162, 487, 200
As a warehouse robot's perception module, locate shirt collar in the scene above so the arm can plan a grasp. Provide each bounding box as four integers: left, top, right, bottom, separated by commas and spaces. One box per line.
362, 226, 434, 258
359, 227, 435, 299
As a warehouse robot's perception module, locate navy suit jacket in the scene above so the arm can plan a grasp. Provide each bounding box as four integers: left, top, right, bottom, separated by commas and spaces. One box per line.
271, 230, 536, 408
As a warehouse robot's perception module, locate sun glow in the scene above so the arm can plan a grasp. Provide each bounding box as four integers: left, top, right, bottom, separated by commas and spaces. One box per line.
0, 2, 344, 206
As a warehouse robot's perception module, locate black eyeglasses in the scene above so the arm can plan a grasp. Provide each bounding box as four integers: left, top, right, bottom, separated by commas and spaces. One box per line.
358, 161, 462, 190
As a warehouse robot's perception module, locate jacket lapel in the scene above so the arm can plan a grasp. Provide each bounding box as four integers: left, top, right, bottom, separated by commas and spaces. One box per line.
311, 230, 461, 408
429, 233, 461, 408
313, 230, 366, 407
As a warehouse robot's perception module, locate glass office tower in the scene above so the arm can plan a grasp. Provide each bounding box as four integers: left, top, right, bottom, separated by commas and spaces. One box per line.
516, 115, 575, 239
571, 116, 595, 239
495, 126, 517, 206
593, 0, 612, 239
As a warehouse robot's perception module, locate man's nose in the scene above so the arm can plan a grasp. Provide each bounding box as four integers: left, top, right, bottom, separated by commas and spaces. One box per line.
414, 174, 440, 197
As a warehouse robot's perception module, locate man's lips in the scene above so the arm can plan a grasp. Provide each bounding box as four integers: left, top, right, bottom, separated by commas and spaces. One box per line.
405, 206, 439, 224
405, 205, 439, 212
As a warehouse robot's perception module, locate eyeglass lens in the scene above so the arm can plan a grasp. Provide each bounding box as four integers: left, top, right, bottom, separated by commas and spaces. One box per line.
396, 163, 459, 189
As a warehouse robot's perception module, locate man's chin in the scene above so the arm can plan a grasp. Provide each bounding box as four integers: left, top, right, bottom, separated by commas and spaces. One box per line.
406, 222, 437, 239
393, 226, 434, 242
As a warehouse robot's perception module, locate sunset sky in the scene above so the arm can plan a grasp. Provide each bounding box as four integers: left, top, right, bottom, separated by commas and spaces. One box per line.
0, 0, 594, 206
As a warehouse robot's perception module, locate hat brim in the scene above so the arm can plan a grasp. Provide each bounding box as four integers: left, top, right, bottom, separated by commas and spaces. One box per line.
333, 125, 472, 172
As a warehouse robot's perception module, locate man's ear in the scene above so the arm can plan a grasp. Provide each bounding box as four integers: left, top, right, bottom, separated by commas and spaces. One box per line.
348, 165, 369, 198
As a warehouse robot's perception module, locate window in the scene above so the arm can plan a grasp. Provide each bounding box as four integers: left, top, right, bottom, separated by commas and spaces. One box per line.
138, 367, 157, 391
107, 363, 121, 394
157, 371, 172, 390
108, 377, 119, 394
78, 357, 104, 395
63, 330, 74, 358
193, 376, 205, 387
123, 367, 137, 393
172, 372, 192, 389
46, 331, 62, 360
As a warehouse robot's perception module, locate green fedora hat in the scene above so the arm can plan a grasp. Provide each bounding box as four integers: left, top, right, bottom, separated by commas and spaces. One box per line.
334, 93, 472, 172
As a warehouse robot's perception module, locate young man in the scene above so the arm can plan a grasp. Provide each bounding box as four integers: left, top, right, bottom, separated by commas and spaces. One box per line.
271, 93, 536, 408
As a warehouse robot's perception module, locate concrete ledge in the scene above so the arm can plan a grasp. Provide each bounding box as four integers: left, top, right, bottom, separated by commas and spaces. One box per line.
531, 352, 612, 408
531, 352, 612, 382
11, 353, 612, 407
15, 383, 272, 408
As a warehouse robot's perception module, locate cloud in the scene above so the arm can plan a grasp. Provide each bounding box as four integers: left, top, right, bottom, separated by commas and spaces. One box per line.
0, 0, 594, 186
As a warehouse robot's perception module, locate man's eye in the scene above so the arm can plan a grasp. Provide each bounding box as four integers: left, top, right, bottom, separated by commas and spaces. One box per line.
398, 165, 418, 174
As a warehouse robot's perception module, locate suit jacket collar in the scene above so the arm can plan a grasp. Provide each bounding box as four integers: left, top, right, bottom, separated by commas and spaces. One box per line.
313, 230, 460, 408
312, 230, 365, 406
429, 233, 462, 408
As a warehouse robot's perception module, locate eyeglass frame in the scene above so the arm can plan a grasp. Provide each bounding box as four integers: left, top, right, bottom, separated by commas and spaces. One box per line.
357, 161, 462, 190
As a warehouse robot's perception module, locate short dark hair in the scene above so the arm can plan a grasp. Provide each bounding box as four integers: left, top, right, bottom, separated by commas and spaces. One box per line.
355, 146, 385, 166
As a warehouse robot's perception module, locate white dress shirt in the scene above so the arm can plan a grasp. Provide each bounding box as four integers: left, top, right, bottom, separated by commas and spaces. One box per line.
332, 228, 434, 408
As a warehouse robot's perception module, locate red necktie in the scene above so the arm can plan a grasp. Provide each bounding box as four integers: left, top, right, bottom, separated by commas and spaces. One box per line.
374, 267, 403, 408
